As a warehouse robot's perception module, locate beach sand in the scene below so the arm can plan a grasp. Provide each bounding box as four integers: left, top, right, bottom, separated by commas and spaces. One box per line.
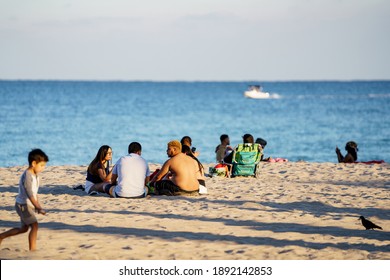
0, 162, 389, 260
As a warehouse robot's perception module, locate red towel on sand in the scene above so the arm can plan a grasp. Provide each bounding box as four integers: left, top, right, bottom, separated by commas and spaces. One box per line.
354, 160, 385, 164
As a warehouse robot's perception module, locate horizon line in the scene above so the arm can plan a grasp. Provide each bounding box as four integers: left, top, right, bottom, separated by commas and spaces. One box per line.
1, 78, 390, 83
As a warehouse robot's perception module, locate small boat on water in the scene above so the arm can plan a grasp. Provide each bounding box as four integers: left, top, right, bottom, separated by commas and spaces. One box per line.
244, 85, 270, 99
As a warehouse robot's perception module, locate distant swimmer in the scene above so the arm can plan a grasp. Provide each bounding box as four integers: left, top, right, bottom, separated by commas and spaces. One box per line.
359, 216, 383, 230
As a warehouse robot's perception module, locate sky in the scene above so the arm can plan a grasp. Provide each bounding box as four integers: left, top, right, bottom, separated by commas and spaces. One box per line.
0, 0, 389, 81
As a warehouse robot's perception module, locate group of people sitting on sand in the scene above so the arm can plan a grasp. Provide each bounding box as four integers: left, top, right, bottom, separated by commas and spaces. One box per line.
82, 133, 271, 198
215, 133, 269, 164
216, 134, 364, 164
79, 132, 371, 199
77, 136, 206, 198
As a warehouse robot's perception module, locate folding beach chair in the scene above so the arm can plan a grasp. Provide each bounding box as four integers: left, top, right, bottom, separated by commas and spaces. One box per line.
230, 143, 263, 178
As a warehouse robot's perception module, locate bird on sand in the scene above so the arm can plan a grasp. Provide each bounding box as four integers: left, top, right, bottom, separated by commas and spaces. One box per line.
359, 216, 383, 230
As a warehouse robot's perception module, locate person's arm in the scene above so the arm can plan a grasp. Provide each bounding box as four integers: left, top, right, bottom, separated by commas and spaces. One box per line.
144, 176, 150, 187
144, 164, 151, 186
335, 146, 344, 163
111, 173, 118, 185
152, 160, 171, 182
105, 165, 114, 181
29, 196, 46, 215
97, 168, 106, 181
109, 163, 118, 185
97, 163, 112, 182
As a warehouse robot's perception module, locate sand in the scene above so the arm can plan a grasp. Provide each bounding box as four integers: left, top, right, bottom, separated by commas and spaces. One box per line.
0, 162, 389, 260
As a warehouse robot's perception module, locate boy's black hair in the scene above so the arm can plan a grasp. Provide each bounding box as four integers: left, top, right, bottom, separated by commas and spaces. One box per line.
128, 142, 142, 154
28, 149, 49, 165
220, 134, 229, 142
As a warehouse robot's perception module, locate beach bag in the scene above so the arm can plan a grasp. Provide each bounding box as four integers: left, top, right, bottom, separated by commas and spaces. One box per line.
231, 143, 262, 177
209, 163, 229, 177
233, 164, 256, 176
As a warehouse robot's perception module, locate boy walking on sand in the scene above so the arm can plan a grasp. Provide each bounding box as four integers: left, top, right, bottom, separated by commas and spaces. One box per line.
0, 149, 49, 251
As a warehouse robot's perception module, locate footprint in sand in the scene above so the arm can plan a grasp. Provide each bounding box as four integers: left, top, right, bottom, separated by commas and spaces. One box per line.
279, 249, 293, 254
79, 244, 94, 249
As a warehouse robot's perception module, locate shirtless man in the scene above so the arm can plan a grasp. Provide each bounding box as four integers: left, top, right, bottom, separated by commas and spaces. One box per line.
150, 140, 199, 195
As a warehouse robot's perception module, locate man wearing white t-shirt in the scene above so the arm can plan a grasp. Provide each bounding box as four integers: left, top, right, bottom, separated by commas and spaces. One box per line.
104, 142, 150, 198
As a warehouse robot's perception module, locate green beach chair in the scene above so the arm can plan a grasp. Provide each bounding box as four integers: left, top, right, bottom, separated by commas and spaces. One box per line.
231, 143, 262, 178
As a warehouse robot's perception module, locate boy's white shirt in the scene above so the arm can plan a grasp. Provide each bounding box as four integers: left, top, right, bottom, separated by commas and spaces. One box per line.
15, 170, 39, 208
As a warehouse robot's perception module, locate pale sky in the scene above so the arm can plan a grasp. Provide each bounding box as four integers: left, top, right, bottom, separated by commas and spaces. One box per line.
0, 0, 389, 81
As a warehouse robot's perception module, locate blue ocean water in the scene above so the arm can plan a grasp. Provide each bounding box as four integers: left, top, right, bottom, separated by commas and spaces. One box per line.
0, 80, 389, 167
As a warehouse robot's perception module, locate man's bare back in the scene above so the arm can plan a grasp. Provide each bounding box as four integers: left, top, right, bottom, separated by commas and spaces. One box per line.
151, 140, 200, 194
163, 153, 199, 191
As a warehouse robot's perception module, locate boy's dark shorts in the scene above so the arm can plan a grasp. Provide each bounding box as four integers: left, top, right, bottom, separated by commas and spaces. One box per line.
15, 203, 37, 226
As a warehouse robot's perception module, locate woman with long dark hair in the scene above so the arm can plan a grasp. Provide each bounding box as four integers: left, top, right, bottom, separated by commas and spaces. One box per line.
182, 145, 206, 187
336, 141, 358, 163
84, 145, 113, 195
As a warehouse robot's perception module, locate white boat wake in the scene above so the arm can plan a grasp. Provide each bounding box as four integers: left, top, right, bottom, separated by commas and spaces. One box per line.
244, 85, 281, 99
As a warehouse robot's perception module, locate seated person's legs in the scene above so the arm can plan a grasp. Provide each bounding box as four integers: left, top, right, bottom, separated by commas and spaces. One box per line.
88, 181, 110, 195
103, 184, 115, 197
153, 180, 180, 196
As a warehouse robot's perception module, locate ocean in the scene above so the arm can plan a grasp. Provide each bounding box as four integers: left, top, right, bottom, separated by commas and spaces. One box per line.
0, 80, 389, 167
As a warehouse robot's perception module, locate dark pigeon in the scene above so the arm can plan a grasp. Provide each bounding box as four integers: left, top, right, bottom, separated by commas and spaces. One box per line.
359, 216, 383, 230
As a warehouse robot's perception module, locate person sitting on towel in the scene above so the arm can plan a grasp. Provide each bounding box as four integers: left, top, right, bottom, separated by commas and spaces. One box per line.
336, 141, 358, 163
150, 140, 199, 195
